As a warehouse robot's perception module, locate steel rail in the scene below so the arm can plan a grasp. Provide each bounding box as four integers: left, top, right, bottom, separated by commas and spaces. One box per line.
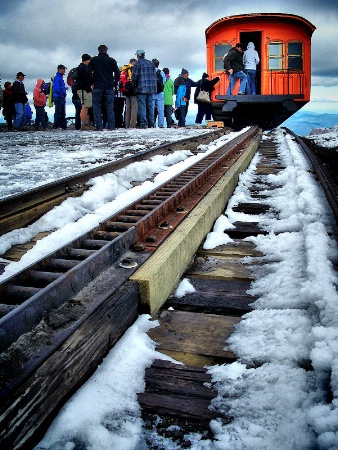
0, 126, 260, 354
0, 130, 224, 235
283, 127, 338, 223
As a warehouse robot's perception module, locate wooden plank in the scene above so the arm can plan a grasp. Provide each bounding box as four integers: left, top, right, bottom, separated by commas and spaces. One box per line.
166, 278, 255, 316
197, 239, 261, 258
232, 202, 270, 214
225, 221, 266, 238
186, 255, 252, 281
138, 360, 220, 420
0, 281, 139, 450
147, 310, 239, 359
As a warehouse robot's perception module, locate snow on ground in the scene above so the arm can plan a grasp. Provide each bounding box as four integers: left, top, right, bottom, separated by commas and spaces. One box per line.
308, 123, 338, 149
0, 128, 243, 281
0, 128, 210, 199
5, 124, 337, 449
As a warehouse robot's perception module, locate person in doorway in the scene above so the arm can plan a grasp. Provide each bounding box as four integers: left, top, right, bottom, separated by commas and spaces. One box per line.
243, 42, 260, 95
223, 43, 247, 95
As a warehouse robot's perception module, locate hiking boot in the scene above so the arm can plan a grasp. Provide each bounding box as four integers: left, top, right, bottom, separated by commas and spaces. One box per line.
81, 123, 95, 131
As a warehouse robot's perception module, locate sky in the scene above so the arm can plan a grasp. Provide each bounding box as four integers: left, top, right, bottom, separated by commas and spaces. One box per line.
1, 0, 338, 112
5, 125, 331, 449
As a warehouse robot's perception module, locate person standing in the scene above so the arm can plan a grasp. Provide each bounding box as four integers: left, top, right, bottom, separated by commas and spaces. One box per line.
243, 42, 260, 95
132, 49, 157, 129
33, 79, 48, 131
2, 81, 15, 131
52, 64, 68, 130
12, 71, 28, 130
123, 58, 138, 128
151, 59, 166, 128
223, 43, 247, 95
194, 72, 220, 125
76, 53, 94, 129
87, 44, 120, 130
163, 68, 174, 128
174, 69, 189, 127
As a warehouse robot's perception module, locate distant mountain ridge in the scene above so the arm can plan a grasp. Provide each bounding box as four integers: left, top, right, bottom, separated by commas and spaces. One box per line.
281, 111, 338, 136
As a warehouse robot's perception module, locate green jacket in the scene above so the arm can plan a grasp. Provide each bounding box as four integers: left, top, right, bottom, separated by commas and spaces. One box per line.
163, 76, 174, 105
223, 47, 244, 73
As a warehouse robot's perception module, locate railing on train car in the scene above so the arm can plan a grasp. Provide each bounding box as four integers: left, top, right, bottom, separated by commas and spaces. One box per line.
215, 69, 303, 97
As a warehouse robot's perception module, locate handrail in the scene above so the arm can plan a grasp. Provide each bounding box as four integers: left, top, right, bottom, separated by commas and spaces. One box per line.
216, 68, 303, 96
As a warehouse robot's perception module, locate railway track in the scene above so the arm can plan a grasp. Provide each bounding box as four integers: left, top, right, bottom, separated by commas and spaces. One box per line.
0, 126, 261, 449
0, 129, 224, 236
1, 126, 337, 449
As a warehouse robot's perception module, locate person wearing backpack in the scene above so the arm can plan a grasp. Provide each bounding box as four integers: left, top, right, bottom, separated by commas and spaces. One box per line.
151, 59, 165, 128
121, 58, 138, 128
132, 49, 157, 129
76, 53, 94, 130
52, 64, 68, 130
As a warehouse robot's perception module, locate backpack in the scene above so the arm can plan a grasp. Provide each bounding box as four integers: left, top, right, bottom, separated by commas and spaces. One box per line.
41, 82, 51, 95
66, 67, 79, 90
118, 70, 133, 94
156, 69, 164, 93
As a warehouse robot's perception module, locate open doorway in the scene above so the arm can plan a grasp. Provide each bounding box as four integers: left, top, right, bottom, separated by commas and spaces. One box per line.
240, 31, 262, 94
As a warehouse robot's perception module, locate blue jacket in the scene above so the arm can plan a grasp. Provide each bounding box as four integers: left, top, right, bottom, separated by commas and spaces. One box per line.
52, 72, 67, 98
175, 85, 186, 107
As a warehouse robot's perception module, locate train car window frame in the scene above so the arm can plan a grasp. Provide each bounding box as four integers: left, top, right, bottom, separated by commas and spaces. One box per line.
214, 43, 232, 71
268, 42, 284, 70
287, 41, 303, 71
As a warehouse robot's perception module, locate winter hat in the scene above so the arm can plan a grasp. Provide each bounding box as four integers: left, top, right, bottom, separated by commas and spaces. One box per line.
16, 71, 26, 77
57, 64, 67, 70
202, 73, 209, 79
136, 49, 145, 56
81, 53, 91, 62
180, 68, 189, 75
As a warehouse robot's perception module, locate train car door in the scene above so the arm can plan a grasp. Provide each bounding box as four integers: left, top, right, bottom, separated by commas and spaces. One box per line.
240, 31, 262, 94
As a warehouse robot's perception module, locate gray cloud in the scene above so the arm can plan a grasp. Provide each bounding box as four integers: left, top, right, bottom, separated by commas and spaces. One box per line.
0, 0, 337, 100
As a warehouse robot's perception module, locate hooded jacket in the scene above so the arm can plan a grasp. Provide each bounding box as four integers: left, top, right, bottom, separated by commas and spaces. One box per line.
243, 42, 260, 70
52, 72, 67, 98
33, 79, 47, 106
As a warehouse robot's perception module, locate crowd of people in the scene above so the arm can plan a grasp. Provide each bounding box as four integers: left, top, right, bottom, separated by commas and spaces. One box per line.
1, 42, 258, 132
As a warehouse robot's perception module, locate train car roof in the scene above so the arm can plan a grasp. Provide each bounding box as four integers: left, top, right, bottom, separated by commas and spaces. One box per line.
206, 13, 316, 36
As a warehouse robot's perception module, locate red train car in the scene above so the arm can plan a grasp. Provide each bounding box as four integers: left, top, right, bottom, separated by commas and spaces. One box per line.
205, 13, 316, 129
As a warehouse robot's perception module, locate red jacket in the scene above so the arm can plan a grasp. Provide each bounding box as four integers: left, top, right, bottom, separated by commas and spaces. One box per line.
33, 79, 47, 106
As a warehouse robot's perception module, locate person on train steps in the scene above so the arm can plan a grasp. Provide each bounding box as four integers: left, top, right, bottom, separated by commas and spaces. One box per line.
223, 42, 247, 95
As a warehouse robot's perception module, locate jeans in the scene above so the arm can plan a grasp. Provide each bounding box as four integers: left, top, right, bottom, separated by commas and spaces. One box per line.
92, 87, 115, 130
53, 96, 67, 129
137, 93, 154, 128
164, 105, 173, 127
152, 92, 164, 127
245, 69, 257, 94
226, 71, 247, 95
177, 105, 186, 127
14, 103, 26, 129
34, 105, 47, 130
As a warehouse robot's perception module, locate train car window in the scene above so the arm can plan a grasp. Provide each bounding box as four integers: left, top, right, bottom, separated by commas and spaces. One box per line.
214, 43, 232, 71
268, 42, 283, 70
287, 42, 303, 71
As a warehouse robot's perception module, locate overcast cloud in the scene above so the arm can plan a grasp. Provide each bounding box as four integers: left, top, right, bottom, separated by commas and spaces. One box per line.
1, 0, 337, 101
